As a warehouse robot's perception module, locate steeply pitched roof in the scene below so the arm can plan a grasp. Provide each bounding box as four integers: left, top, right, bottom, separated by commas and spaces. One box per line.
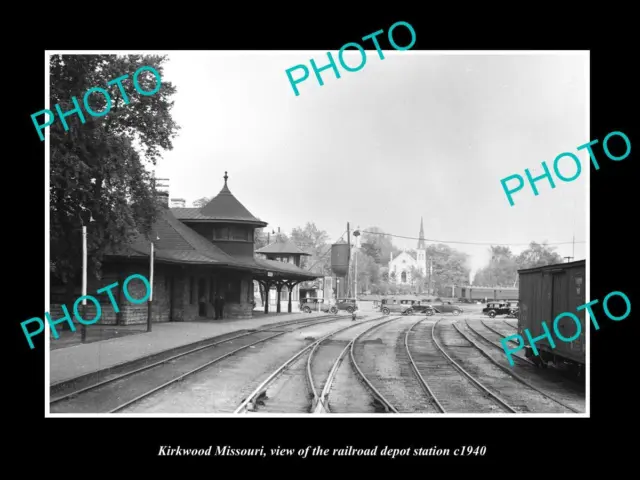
256, 238, 311, 256
418, 217, 426, 249
391, 250, 417, 263
107, 208, 250, 266
173, 172, 267, 226
105, 209, 318, 279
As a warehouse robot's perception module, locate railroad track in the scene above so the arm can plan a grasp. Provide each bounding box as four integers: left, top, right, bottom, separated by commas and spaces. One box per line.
349, 316, 444, 414
474, 318, 587, 394
429, 318, 517, 413
49, 314, 346, 414
464, 320, 583, 413
503, 319, 518, 329
234, 315, 396, 413
403, 317, 511, 413
479, 318, 533, 363
447, 319, 578, 413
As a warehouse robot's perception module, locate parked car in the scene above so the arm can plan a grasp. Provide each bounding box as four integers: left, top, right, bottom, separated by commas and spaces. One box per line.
379, 298, 413, 315
505, 301, 519, 318
482, 302, 510, 318
300, 297, 336, 314
335, 298, 358, 314
409, 301, 436, 316
431, 301, 464, 316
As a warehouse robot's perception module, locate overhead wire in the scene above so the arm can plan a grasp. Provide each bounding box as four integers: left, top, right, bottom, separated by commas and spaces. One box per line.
360, 230, 585, 247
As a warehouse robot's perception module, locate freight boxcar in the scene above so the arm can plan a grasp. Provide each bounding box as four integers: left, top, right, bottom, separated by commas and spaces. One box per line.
517, 260, 585, 373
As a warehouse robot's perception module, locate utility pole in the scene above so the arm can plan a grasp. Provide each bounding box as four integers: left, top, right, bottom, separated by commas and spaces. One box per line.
346, 222, 351, 298
572, 234, 575, 260
353, 227, 361, 300
81, 225, 87, 343
78, 206, 94, 343
148, 241, 154, 332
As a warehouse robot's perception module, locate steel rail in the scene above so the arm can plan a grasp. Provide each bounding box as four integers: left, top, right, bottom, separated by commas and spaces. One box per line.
481, 319, 522, 348
235, 316, 390, 413
461, 319, 580, 413
311, 315, 388, 414
432, 318, 517, 413
480, 318, 532, 363
503, 319, 518, 329
51, 314, 343, 405
481, 319, 580, 378
404, 317, 446, 413
109, 332, 286, 413
348, 316, 407, 414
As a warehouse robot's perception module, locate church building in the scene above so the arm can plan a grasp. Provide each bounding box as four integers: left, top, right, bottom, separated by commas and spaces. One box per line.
388, 218, 428, 285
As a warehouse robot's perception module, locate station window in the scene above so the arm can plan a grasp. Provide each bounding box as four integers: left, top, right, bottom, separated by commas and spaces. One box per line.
189, 276, 194, 304
231, 226, 249, 241
213, 227, 229, 240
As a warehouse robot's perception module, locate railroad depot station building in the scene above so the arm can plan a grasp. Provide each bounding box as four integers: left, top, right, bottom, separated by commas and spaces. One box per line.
50, 173, 321, 326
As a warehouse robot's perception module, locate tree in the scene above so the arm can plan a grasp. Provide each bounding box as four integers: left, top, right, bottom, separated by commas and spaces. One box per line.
473, 246, 518, 286
193, 196, 211, 208
409, 265, 425, 293
473, 242, 565, 287
361, 227, 401, 265
254, 228, 269, 250
360, 241, 381, 263
352, 250, 379, 294
426, 244, 471, 295
290, 222, 331, 275
516, 241, 564, 269
50, 54, 180, 302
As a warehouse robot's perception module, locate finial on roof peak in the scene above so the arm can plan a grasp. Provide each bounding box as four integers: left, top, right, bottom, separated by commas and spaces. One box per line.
224, 171, 228, 185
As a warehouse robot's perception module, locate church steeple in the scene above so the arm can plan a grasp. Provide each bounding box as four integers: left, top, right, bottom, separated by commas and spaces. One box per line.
417, 217, 426, 250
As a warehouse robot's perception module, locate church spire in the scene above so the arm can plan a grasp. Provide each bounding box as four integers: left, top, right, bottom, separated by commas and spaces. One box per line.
418, 217, 426, 249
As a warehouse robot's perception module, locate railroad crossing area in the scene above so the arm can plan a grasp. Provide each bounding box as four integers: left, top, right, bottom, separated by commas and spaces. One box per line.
49, 306, 586, 415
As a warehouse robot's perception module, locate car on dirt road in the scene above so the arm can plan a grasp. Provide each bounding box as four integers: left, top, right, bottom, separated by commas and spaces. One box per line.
335, 298, 358, 314
430, 301, 464, 316
482, 301, 510, 318
299, 297, 334, 313
379, 298, 413, 315
406, 300, 436, 316
299, 297, 358, 314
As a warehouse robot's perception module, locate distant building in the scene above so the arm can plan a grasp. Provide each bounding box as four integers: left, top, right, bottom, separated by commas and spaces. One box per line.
388, 218, 427, 284
255, 237, 312, 311
170, 198, 186, 208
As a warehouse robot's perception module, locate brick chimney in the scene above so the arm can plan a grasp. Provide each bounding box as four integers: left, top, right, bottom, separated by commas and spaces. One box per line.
154, 177, 170, 208
156, 190, 169, 208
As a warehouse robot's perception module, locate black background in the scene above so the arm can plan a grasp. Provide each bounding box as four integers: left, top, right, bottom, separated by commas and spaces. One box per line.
10, 9, 634, 470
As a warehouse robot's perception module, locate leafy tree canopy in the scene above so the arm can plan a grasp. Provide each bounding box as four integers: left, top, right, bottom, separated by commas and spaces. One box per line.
50, 54, 180, 287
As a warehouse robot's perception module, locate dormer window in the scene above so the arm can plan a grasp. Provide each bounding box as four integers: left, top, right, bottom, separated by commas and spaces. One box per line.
213, 226, 229, 240
212, 224, 252, 242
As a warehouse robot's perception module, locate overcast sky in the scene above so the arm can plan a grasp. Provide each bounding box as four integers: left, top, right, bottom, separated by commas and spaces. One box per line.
151, 51, 588, 277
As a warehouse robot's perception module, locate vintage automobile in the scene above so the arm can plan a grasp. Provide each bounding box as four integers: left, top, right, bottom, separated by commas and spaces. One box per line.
335, 298, 358, 314
482, 301, 510, 318
505, 301, 519, 318
407, 300, 436, 316
300, 297, 358, 314
379, 298, 413, 315
431, 301, 464, 316
299, 297, 336, 314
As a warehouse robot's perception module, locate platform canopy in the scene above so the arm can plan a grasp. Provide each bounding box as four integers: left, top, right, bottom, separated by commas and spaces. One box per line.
256, 238, 311, 257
